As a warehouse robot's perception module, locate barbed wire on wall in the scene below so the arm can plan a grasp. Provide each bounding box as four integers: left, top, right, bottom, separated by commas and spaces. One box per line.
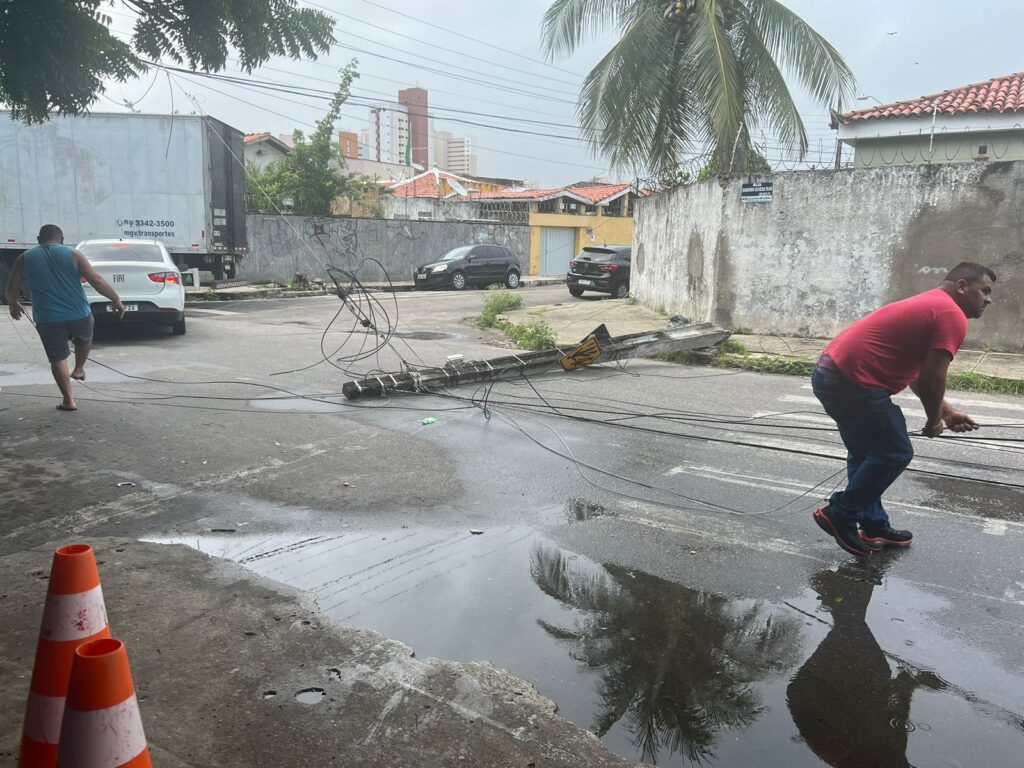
633, 126, 1024, 193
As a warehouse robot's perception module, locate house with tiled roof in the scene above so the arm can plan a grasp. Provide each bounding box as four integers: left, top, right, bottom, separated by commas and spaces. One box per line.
468, 182, 635, 275
832, 72, 1024, 168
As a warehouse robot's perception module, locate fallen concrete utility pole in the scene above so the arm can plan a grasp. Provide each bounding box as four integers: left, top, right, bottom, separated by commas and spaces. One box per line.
342, 322, 731, 399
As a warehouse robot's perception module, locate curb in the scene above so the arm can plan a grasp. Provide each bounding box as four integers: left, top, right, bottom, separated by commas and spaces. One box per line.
184, 278, 566, 304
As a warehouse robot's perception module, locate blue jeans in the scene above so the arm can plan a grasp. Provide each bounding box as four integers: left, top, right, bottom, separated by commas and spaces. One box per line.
811, 364, 914, 531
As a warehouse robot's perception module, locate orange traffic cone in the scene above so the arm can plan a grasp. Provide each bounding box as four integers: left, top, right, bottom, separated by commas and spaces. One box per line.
57, 638, 151, 768
19, 544, 111, 768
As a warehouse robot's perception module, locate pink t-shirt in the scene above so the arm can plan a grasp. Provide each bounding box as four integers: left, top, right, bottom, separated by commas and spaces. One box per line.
823, 288, 967, 393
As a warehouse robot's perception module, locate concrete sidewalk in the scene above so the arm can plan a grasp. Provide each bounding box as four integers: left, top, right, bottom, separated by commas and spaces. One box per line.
0, 540, 634, 768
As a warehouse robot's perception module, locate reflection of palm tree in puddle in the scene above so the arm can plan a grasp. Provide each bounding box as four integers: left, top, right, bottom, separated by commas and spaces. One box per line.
530, 544, 801, 764
787, 559, 945, 767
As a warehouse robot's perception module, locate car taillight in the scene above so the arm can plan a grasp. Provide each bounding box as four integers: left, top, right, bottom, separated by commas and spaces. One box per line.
599, 264, 618, 272
569, 260, 577, 269
148, 272, 180, 284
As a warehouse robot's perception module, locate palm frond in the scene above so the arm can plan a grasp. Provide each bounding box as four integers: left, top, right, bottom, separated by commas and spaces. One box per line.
577, 5, 697, 170
540, 0, 634, 60
734, 5, 807, 157
684, 0, 746, 166
749, 0, 856, 111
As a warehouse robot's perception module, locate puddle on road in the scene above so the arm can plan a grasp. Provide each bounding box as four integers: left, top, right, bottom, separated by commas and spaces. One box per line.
295, 687, 325, 704
150, 528, 1024, 766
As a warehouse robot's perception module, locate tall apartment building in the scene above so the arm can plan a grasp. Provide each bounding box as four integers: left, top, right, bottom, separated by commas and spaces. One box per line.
398, 87, 430, 168
364, 102, 409, 164
433, 130, 478, 176
337, 131, 360, 159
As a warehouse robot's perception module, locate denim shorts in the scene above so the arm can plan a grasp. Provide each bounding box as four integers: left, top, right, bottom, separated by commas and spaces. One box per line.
35, 315, 94, 363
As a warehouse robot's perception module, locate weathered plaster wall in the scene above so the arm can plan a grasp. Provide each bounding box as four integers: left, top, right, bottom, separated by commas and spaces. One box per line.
244, 215, 530, 283
633, 162, 1024, 351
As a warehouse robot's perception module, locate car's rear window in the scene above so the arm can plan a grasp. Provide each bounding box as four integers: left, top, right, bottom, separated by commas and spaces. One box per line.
577, 248, 624, 262
80, 243, 164, 263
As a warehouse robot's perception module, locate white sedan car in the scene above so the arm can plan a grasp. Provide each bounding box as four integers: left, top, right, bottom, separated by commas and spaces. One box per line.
77, 239, 186, 335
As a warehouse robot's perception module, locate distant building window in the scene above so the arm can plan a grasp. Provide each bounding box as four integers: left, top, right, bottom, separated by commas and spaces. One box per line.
417, 211, 433, 220
978, 145, 988, 156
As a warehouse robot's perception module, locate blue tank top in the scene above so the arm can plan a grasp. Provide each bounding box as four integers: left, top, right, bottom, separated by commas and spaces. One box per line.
22, 244, 91, 324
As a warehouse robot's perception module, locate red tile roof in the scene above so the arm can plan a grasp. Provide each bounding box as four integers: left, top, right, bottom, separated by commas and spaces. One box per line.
471, 187, 564, 200
568, 183, 632, 204
471, 183, 632, 204
243, 132, 272, 144
391, 173, 441, 198
390, 169, 483, 198
391, 172, 633, 205
840, 72, 1024, 123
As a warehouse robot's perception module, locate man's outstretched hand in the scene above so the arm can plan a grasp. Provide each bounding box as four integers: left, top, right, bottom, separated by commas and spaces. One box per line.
944, 410, 979, 432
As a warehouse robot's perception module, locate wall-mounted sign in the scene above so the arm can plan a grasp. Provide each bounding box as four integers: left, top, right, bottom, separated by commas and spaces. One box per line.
741, 182, 773, 203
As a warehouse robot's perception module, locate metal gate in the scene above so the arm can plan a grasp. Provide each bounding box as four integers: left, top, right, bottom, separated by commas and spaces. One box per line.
539, 227, 577, 275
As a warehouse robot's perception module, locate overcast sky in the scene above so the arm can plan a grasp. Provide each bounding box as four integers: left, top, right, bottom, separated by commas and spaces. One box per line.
100, 1, 1024, 187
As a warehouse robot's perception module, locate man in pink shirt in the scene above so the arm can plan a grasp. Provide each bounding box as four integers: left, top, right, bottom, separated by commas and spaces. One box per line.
812, 262, 996, 557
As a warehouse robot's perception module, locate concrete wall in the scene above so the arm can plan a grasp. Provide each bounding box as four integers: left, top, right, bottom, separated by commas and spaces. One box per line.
244, 214, 530, 283
633, 162, 1024, 352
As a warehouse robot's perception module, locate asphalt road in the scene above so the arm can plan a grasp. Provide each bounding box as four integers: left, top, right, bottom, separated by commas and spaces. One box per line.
2, 285, 1023, 767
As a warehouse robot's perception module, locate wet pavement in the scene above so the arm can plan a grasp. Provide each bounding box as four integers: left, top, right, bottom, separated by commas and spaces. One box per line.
150, 523, 1024, 767
4, 287, 1024, 766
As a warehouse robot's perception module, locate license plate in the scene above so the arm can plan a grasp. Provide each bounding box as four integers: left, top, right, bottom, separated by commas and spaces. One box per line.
577, 279, 593, 286
416, 274, 426, 280
107, 303, 138, 312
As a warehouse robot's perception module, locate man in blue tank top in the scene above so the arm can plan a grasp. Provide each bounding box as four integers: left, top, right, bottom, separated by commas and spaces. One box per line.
5, 224, 124, 411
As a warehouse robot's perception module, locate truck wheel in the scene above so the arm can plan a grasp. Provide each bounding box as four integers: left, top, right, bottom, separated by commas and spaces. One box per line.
171, 318, 187, 335
211, 264, 224, 280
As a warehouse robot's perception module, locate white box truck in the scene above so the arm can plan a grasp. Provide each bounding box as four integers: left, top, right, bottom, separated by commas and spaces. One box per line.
0, 111, 247, 291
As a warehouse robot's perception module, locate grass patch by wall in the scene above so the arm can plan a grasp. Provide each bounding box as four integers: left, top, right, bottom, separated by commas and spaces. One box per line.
657, 344, 1022, 396
475, 289, 523, 329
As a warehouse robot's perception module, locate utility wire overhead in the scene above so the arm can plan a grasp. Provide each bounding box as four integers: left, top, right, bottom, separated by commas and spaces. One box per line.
167, 71, 621, 174
348, 0, 589, 79
299, 0, 585, 88
330, 29, 580, 99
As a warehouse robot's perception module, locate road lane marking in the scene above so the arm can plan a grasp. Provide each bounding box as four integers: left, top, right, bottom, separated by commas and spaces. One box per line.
661, 463, 1024, 532
780, 393, 1024, 419
187, 308, 241, 316
796, 385, 1024, 414
983, 519, 1008, 536
752, 411, 836, 426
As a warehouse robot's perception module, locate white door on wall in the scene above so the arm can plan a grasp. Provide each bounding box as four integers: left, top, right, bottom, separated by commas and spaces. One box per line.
539, 227, 577, 275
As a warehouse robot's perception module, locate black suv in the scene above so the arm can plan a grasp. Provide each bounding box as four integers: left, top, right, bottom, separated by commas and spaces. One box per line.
413, 244, 522, 291
566, 245, 631, 298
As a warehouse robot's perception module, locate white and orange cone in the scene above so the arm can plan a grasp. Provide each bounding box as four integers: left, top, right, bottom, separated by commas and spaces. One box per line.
57, 638, 151, 768
19, 544, 111, 768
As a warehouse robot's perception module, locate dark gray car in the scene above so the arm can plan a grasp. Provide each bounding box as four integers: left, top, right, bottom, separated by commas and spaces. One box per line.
413, 244, 522, 291
566, 245, 631, 298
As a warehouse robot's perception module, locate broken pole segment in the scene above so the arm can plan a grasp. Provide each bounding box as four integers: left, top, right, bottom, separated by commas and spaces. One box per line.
342, 323, 731, 400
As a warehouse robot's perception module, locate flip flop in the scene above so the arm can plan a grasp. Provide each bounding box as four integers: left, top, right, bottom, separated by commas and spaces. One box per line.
56, 404, 78, 412
71, 373, 86, 381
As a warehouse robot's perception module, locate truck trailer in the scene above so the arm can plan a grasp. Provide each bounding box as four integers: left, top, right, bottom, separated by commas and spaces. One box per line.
0, 111, 247, 291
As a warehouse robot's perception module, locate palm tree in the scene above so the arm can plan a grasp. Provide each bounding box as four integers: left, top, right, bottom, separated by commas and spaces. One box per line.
530, 544, 802, 764
541, 0, 857, 181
